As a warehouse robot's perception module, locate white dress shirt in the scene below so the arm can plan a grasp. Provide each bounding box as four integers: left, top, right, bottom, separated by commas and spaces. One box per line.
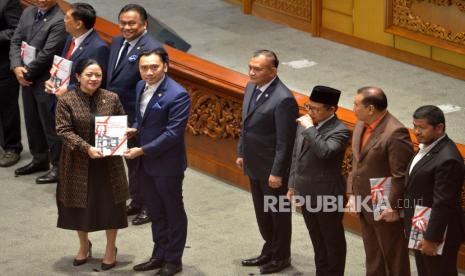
115, 30, 147, 68
409, 134, 446, 174
314, 114, 334, 130
140, 75, 165, 118
255, 76, 276, 101
71, 28, 93, 56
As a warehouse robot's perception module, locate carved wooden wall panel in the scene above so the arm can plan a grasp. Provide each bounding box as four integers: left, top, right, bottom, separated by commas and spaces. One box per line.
178, 80, 243, 140
254, 0, 312, 20
245, 0, 313, 32
388, 0, 465, 53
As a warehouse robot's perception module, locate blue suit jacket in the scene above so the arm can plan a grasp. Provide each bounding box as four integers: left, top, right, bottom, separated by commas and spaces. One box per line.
62, 30, 109, 91
106, 33, 163, 125
133, 76, 191, 176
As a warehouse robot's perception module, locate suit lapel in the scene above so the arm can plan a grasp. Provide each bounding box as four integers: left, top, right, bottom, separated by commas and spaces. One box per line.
294, 126, 305, 159
242, 84, 254, 120
244, 77, 278, 122
298, 116, 336, 158
141, 77, 168, 125
407, 136, 448, 187
111, 34, 146, 80
108, 37, 123, 81
359, 115, 389, 161
70, 31, 95, 61
352, 122, 363, 161
30, 5, 57, 39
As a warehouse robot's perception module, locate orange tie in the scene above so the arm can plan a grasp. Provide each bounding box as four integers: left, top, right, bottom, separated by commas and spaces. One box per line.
65, 38, 75, 59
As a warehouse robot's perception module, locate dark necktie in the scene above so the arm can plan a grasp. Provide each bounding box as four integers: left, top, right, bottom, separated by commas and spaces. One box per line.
115, 42, 130, 69
248, 88, 261, 112
35, 11, 44, 22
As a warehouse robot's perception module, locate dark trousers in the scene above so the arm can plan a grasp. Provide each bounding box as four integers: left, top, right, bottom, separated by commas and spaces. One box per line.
139, 169, 187, 264
249, 178, 291, 261
0, 74, 22, 153
126, 137, 143, 208
413, 222, 462, 276
360, 212, 411, 276
22, 79, 60, 166
301, 208, 346, 276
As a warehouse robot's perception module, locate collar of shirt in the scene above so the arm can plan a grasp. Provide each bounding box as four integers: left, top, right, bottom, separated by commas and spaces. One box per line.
315, 114, 334, 130
73, 28, 93, 50
418, 134, 446, 153
140, 75, 165, 117
123, 30, 148, 52
144, 75, 165, 94
257, 76, 276, 93
364, 111, 388, 133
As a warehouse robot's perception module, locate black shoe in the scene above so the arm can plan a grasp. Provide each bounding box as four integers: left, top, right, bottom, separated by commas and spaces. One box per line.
101, 247, 117, 271
14, 162, 49, 176
241, 254, 271, 266
132, 210, 151, 225
0, 150, 20, 167
35, 166, 58, 184
73, 241, 92, 266
259, 258, 291, 274
133, 258, 164, 271
155, 263, 182, 276
127, 204, 141, 216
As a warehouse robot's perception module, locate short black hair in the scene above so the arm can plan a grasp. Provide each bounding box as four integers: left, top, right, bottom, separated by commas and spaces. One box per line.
253, 49, 279, 68
75, 58, 101, 75
357, 86, 388, 111
70, 3, 96, 30
413, 105, 446, 130
138, 48, 169, 65
118, 4, 147, 22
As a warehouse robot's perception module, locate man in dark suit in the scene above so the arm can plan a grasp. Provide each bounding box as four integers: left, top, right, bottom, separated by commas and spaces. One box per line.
9, 0, 66, 183
403, 105, 465, 276
236, 50, 298, 275
0, 0, 22, 167
288, 86, 351, 276
107, 4, 164, 225
44, 2, 109, 95
347, 87, 413, 276
125, 49, 190, 276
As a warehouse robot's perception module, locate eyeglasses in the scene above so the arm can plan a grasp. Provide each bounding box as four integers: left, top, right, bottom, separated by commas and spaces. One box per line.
304, 102, 323, 113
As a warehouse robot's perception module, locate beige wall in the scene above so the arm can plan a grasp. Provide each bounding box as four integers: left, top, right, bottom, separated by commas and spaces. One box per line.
321, 0, 465, 69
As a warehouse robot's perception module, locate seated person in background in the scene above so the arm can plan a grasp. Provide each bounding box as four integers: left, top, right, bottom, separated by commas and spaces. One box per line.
55, 58, 128, 271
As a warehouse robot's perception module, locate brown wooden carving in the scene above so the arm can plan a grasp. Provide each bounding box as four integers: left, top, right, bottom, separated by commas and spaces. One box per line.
393, 0, 465, 45
342, 144, 353, 179
387, 0, 465, 54
455, 0, 465, 11
247, 0, 313, 33
181, 81, 242, 139
254, 0, 312, 20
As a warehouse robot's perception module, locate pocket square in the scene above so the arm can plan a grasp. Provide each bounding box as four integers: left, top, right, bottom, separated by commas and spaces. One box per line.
152, 102, 162, 109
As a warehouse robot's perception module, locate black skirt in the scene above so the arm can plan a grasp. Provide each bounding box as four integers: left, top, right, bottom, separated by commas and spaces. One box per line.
57, 157, 128, 232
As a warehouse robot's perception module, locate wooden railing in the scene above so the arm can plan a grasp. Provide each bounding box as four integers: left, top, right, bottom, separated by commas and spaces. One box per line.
21, 0, 465, 269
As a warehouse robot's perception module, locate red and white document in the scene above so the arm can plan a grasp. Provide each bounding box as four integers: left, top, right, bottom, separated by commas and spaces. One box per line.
408, 205, 446, 255
370, 177, 392, 221
21, 41, 36, 66
49, 55, 73, 93
95, 115, 128, 156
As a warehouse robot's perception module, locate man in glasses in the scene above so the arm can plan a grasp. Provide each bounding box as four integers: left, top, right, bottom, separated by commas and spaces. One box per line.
288, 86, 351, 276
